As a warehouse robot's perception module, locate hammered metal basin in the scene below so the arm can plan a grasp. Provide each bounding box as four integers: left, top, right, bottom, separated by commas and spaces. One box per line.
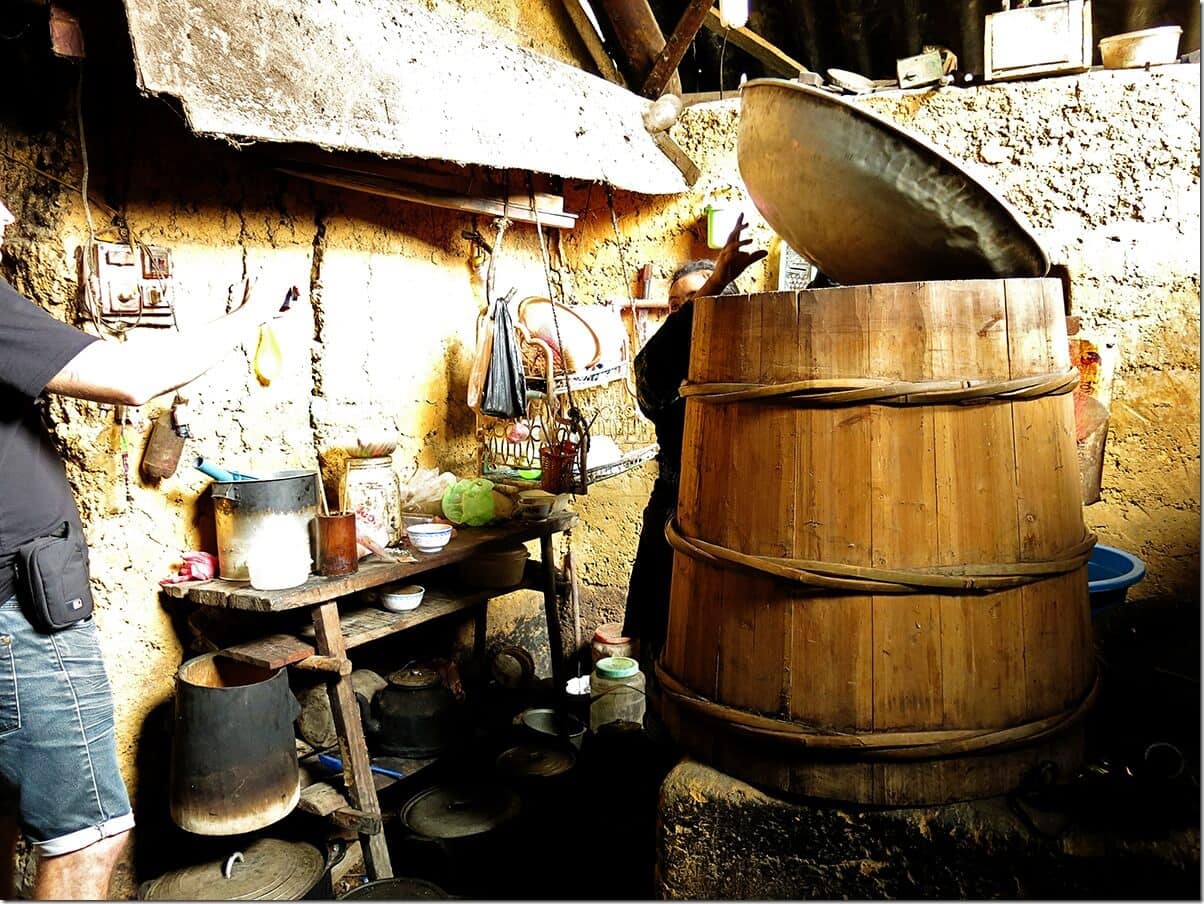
738, 78, 1049, 285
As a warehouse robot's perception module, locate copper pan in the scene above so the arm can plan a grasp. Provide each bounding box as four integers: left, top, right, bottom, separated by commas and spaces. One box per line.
737, 78, 1049, 285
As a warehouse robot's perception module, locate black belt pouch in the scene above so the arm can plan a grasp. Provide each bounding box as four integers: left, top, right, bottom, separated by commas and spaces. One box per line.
15, 521, 94, 632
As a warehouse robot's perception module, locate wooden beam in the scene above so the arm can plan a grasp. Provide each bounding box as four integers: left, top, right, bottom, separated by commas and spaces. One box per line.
701, 7, 812, 76
640, 0, 714, 98
560, 0, 625, 85
651, 132, 700, 186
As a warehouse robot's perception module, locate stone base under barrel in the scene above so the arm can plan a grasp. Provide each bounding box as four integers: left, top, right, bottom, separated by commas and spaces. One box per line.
659, 280, 1097, 806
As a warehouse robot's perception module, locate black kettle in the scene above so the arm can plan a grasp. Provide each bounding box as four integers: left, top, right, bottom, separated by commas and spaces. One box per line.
356, 665, 464, 758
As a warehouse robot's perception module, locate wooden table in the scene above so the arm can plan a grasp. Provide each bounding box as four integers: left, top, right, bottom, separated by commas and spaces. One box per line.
162, 513, 577, 880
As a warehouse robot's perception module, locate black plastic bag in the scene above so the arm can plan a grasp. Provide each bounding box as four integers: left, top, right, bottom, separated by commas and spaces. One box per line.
481, 289, 526, 420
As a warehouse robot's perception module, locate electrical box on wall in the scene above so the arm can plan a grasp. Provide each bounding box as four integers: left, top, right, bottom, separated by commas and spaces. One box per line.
89, 241, 175, 326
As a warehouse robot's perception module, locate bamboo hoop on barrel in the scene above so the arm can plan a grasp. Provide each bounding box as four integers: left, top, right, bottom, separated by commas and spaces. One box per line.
655, 663, 1100, 760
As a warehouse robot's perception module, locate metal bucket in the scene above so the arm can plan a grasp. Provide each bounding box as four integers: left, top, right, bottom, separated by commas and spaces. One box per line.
169, 653, 302, 835
211, 470, 319, 581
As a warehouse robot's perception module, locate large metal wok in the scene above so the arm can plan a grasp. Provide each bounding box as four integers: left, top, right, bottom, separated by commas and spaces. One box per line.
738, 78, 1049, 285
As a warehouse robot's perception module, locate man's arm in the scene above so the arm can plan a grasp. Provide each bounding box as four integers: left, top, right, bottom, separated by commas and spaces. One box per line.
46, 281, 284, 405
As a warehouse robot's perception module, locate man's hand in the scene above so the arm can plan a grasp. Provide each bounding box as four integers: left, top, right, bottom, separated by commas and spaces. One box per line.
233, 279, 292, 326
713, 213, 768, 286
697, 213, 767, 298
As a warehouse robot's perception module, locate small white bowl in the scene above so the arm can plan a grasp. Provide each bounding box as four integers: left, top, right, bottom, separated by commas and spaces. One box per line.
406, 522, 452, 554
380, 584, 425, 612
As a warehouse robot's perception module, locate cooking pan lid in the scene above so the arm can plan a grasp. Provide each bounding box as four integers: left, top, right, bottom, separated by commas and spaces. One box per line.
401, 783, 521, 839
387, 666, 441, 690
496, 743, 576, 778
139, 838, 325, 900
737, 78, 1050, 285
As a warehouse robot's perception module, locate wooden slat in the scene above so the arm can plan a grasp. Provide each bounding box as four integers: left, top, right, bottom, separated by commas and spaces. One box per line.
1006, 278, 1095, 716
700, 7, 811, 76
650, 131, 700, 186
218, 578, 540, 670
312, 603, 392, 879
868, 282, 943, 732
163, 514, 575, 612
640, 0, 714, 98
930, 281, 1027, 733
789, 285, 873, 732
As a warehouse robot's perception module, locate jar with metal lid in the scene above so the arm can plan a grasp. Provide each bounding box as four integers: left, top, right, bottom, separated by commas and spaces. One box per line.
591, 622, 637, 665
589, 656, 646, 732
340, 456, 403, 546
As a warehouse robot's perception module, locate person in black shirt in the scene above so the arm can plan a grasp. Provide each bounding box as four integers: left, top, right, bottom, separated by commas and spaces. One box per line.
0, 197, 288, 900
622, 214, 766, 678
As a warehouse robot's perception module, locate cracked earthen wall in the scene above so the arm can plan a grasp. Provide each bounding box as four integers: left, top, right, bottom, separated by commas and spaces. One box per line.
0, 3, 1197, 892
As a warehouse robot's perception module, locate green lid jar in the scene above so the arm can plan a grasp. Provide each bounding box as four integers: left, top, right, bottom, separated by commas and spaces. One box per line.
595, 656, 639, 680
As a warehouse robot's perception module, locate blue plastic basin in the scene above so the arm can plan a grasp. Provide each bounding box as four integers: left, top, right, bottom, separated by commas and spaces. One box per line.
1087, 544, 1147, 612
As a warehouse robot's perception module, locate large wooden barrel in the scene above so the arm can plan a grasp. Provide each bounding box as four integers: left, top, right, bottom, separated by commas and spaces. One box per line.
658, 279, 1097, 806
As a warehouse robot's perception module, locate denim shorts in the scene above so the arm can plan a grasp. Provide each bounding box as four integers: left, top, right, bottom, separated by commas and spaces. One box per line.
0, 596, 134, 855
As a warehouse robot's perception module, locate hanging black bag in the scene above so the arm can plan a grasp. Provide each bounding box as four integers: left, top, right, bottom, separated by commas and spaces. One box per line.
481, 288, 527, 420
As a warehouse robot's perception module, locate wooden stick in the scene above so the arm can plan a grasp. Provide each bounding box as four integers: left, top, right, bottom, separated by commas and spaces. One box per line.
700, 7, 812, 76
640, 0, 713, 98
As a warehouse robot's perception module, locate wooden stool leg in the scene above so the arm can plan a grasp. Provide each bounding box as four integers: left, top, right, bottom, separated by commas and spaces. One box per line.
311, 602, 393, 880
540, 534, 565, 693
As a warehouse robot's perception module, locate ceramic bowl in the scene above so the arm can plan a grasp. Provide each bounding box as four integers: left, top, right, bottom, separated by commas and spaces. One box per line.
406, 522, 452, 554
380, 584, 425, 612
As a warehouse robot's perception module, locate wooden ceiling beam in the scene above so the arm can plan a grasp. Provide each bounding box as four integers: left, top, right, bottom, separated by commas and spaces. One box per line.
559, 0, 625, 85
640, 0, 713, 98
700, 7, 812, 76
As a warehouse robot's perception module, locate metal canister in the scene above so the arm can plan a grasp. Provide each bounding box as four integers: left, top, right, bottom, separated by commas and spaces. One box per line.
169, 653, 301, 835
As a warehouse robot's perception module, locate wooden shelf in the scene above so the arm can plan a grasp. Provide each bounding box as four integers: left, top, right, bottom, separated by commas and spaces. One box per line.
161, 514, 576, 613
216, 572, 542, 670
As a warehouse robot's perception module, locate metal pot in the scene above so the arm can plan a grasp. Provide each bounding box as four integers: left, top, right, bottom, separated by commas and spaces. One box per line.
139, 837, 345, 900
340, 876, 449, 899
391, 783, 523, 897
211, 469, 319, 581
170, 653, 301, 836
357, 666, 464, 758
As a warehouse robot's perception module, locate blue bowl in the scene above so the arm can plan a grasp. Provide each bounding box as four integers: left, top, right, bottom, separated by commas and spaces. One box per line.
1087, 544, 1147, 613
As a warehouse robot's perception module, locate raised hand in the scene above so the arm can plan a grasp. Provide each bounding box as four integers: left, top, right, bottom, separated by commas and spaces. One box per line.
709, 213, 768, 290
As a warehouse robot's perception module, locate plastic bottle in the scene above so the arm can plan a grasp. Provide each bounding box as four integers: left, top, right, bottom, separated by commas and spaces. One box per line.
589, 656, 646, 732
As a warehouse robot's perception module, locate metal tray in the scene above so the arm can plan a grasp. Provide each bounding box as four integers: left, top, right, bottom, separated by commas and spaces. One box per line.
738, 78, 1049, 285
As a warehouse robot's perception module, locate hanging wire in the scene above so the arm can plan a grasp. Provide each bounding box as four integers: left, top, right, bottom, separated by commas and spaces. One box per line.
718, 27, 731, 100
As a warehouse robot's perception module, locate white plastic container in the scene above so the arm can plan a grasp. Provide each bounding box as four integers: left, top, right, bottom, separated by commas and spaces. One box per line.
379, 584, 425, 612
589, 656, 646, 732
1099, 26, 1182, 69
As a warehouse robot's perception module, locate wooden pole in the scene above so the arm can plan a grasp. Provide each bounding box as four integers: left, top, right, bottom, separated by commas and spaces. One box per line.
641, 0, 714, 98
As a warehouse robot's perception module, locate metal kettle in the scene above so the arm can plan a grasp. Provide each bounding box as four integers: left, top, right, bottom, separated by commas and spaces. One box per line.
356, 665, 464, 758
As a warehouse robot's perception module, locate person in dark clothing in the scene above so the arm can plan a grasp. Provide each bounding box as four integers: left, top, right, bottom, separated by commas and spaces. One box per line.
622, 214, 767, 673
0, 196, 287, 900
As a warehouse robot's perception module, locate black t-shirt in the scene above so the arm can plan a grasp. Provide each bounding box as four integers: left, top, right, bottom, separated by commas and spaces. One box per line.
633, 300, 694, 480
0, 277, 96, 573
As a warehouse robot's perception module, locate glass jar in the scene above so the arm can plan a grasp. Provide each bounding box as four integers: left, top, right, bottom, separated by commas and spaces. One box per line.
591, 623, 637, 666
589, 656, 646, 732
340, 457, 402, 546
